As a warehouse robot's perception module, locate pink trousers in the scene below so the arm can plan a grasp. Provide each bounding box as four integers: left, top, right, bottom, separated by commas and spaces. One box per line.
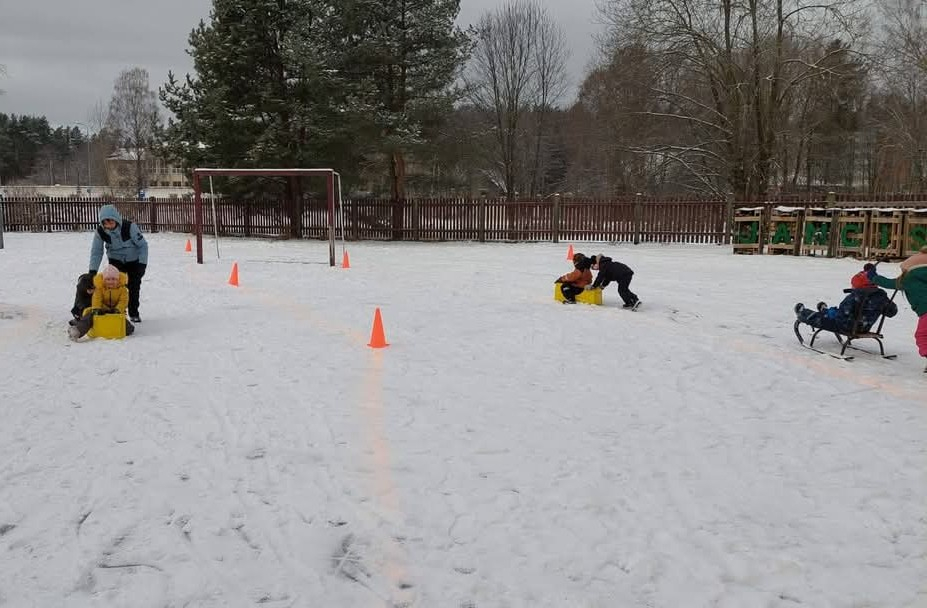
916, 313, 927, 357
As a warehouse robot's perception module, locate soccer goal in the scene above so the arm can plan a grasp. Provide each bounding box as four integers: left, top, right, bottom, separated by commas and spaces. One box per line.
191, 168, 344, 266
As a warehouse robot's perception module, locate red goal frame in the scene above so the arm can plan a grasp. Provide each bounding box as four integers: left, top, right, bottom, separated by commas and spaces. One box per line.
192, 168, 339, 266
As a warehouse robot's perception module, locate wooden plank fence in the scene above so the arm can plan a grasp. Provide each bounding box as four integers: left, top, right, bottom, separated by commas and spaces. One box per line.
2, 195, 927, 245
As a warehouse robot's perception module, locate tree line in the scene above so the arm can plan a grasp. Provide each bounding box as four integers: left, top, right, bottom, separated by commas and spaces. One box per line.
2, 0, 926, 200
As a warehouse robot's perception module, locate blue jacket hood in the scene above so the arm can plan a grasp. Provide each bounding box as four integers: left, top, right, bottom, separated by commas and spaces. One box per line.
98, 204, 123, 225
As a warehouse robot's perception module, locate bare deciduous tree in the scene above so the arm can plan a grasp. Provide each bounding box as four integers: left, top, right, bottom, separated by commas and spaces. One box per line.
85, 99, 112, 189
106, 67, 161, 196
870, 0, 927, 191
568, 42, 671, 194
465, 0, 569, 199
597, 0, 868, 198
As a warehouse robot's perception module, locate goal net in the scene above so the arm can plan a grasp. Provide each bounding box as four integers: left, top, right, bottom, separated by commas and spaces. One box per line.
191, 168, 343, 266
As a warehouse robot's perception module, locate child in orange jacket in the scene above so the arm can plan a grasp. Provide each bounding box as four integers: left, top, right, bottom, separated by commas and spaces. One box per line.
67, 265, 135, 341
555, 253, 593, 304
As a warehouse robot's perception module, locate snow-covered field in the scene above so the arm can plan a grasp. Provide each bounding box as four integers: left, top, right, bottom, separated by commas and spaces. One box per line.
1, 232, 925, 607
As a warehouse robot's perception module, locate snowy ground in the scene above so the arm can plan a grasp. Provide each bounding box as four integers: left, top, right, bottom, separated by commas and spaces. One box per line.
0, 232, 925, 608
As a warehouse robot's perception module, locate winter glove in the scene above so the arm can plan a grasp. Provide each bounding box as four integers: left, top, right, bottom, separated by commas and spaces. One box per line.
88, 270, 97, 277
863, 263, 877, 280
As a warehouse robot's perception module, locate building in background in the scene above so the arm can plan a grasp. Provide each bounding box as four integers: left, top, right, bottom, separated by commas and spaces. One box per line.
104, 148, 192, 199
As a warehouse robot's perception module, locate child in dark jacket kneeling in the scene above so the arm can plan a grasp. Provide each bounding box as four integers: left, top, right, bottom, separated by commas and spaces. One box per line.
68, 265, 135, 341
69, 273, 96, 324
589, 254, 640, 309
556, 253, 593, 303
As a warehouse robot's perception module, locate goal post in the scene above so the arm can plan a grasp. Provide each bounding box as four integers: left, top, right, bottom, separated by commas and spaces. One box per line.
191, 167, 341, 266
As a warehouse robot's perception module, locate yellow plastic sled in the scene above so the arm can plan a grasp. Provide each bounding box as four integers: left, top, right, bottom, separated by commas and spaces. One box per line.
553, 284, 603, 305
90, 313, 127, 339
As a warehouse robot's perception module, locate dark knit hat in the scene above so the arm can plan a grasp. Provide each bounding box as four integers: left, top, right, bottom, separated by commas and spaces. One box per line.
77, 273, 95, 292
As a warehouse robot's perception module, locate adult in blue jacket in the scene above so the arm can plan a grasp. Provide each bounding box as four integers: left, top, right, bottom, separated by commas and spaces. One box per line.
88, 204, 149, 322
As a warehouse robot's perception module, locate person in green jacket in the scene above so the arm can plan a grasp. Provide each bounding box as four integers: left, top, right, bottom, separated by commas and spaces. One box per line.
868, 246, 927, 370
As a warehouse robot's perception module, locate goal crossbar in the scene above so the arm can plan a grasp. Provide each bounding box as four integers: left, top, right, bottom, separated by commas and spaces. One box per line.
191, 167, 340, 266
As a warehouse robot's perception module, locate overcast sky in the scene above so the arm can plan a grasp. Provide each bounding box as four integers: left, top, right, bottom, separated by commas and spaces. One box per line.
0, 0, 604, 129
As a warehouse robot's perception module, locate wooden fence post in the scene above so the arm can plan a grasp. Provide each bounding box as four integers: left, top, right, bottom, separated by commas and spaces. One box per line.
551, 193, 561, 243
391, 198, 404, 241
478, 196, 487, 243
412, 198, 420, 241
149, 198, 158, 233
633, 193, 643, 245
724, 192, 734, 245
826, 191, 837, 257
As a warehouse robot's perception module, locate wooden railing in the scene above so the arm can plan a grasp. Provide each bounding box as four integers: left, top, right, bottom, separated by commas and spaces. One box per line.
2, 194, 926, 244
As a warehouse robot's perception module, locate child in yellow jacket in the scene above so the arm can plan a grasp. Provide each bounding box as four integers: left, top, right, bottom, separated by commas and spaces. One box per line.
555, 253, 593, 304
67, 265, 135, 341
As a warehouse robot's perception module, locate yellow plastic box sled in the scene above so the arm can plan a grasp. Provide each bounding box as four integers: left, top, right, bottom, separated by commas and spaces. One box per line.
91, 313, 127, 339
553, 285, 603, 305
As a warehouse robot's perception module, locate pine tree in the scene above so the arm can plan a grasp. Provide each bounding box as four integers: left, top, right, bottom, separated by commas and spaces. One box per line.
0, 114, 53, 184
328, 0, 471, 201
160, 0, 356, 181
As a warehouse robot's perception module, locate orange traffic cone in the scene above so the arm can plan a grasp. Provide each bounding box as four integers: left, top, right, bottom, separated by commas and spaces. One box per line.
367, 307, 389, 348
228, 262, 239, 287
185, 239, 192, 252
342, 250, 350, 269
566, 244, 574, 260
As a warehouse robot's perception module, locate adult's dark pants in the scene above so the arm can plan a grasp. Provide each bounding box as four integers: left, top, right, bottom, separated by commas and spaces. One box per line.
560, 283, 584, 301
108, 259, 146, 317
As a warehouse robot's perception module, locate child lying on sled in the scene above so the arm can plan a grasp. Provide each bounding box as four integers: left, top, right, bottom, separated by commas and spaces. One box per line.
794, 266, 898, 335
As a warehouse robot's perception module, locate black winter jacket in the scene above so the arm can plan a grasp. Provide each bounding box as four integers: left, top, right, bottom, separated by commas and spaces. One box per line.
592, 256, 633, 289
834, 287, 897, 332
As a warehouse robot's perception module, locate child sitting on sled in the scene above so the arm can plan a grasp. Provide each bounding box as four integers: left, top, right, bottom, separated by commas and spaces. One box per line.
68, 265, 135, 341
555, 253, 593, 303
794, 266, 898, 334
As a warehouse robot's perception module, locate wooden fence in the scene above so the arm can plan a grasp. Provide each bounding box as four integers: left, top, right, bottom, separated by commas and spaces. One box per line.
2, 194, 927, 245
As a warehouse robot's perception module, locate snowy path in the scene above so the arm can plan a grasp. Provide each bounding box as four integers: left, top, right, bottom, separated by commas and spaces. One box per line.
1, 234, 925, 607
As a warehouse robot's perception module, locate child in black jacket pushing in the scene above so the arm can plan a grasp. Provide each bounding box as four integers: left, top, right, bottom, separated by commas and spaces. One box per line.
588, 254, 640, 310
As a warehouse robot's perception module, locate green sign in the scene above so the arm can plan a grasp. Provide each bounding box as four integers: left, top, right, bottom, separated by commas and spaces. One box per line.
841, 222, 862, 247
910, 225, 927, 250
803, 221, 829, 245
737, 221, 759, 244
876, 223, 891, 249
771, 222, 793, 244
